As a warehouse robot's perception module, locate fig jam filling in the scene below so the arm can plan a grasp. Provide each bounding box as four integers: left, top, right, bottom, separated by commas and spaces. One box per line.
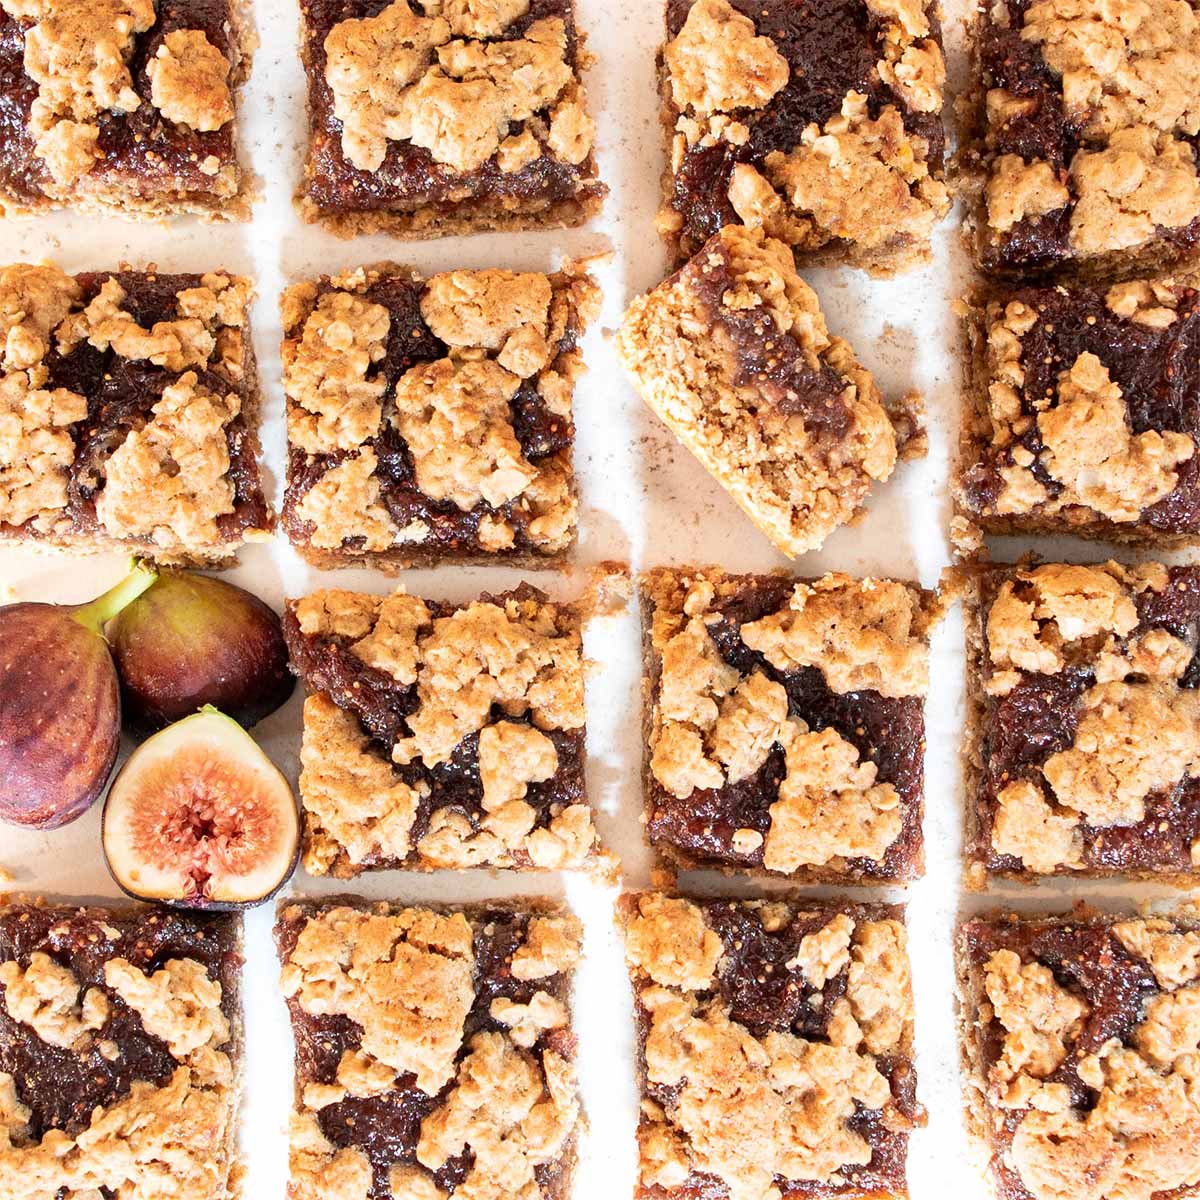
283, 585, 587, 867
276, 903, 577, 1200
40, 271, 269, 544
281, 276, 580, 558
663, 0, 946, 260
0, 0, 239, 208
631, 900, 919, 1199
0, 904, 239, 1139
299, 0, 596, 219
963, 284, 1200, 534
978, 566, 1200, 873
646, 574, 925, 879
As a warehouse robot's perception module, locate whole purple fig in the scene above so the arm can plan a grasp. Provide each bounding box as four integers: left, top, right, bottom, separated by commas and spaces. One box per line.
0, 562, 157, 829
107, 570, 294, 736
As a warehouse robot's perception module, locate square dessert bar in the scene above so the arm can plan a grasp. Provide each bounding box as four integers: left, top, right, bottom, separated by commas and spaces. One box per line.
0, 0, 252, 220
0, 899, 243, 1198
957, 908, 1200, 1200
616, 225, 924, 558
639, 566, 944, 883
282, 582, 606, 876
964, 0, 1200, 279
0, 263, 271, 563
957, 273, 1200, 547
965, 560, 1200, 883
619, 892, 923, 1200
281, 260, 599, 570
657, 0, 950, 274
296, 0, 606, 237
277, 897, 584, 1200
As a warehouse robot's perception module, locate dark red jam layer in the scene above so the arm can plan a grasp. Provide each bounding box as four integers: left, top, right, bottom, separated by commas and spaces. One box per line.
0, 0, 239, 208
0, 904, 239, 1140
663, 0, 946, 260
282, 274, 579, 559
633, 899, 919, 1200
300, 0, 601, 218
963, 282, 1200, 533
646, 574, 925, 880
978, 566, 1200, 873
961, 916, 1161, 1200
7, 270, 268, 544
976, 0, 1200, 274
282, 584, 586, 869
276, 901, 577, 1200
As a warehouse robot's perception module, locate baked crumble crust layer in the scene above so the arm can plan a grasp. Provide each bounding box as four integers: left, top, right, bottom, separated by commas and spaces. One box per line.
0, 898, 243, 1200
282, 582, 607, 877
956, 908, 1200, 1200
639, 566, 944, 883
618, 891, 923, 1200
616, 225, 925, 559
962, 0, 1200, 280
280, 260, 599, 570
296, 0, 606, 239
658, 0, 950, 275
0, 0, 253, 221
0, 262, 271, 564
964, 561, 1200, 884
956, 272, 1200, 547
276, 896, 584, 1200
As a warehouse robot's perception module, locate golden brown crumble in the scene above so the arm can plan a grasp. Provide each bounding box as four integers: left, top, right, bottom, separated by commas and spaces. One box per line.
0, 0, 156, 186
298, 694, 428, 874
0, 263, 81, 370
663, 0, 789, 115
991, 779, 1082, 873
281, 905, 475, 1096
420, 269, 552, 355
146, 29, 234, 132
94, 373, 240, 551
616, 226, 915, 557
971, 919, 1200, 1200
289, 1112, 372, 1200
0, 953, 109, 1051
623, 894, 723, 991
293, 448, 399, 551
763, 724, 902, 872
740, 574, 932, 697
985, 156, 1070, 234
623, 898, 916, 1199
323, 2, 588, 174
510, 915, 583, 981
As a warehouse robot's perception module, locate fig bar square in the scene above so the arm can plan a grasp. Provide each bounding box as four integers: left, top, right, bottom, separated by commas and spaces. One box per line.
639, 566, 944, 883
0, 263, 271, 563
964, 0, 1200, 279
0, 899, 243, 1198
965, 560, 1200, 884
619, 892, 923, 1200
280, 260, 599, 570
282, 582, 607, 876
296, 0, 606, 237
277, 897, 584, 1200
657, 0, 950, 274
957, 272, 1200, 547
0, 0, 252, 220
957, 908, 1200, 1200
616, 226, 924, 558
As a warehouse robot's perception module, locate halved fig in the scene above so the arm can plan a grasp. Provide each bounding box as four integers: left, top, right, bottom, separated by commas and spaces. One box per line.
102, 708, 299, 910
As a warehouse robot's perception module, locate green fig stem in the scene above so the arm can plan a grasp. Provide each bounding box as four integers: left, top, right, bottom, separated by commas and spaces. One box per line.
72, 559, 158, 636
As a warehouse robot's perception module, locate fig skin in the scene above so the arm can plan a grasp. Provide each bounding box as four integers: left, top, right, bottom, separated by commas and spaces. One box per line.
0, 563, 158, 830
102, 707, 300, 911
107, 570, 295, 736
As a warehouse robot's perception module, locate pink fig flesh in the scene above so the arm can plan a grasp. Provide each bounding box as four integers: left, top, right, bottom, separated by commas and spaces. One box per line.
102, 708, 299, 909
108, 571, 294, 735
0, 564, 156, 829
